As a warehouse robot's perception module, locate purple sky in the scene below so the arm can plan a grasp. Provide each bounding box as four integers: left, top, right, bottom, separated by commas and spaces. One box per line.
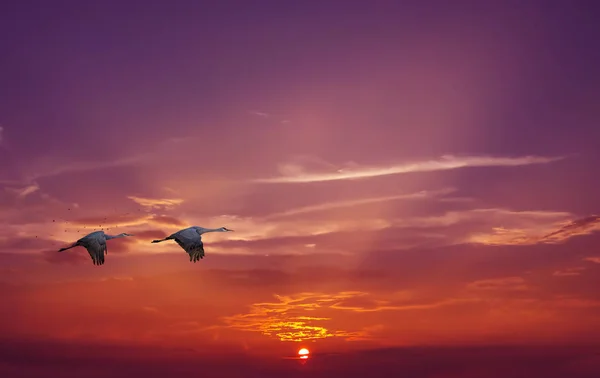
1, 1, 600, 377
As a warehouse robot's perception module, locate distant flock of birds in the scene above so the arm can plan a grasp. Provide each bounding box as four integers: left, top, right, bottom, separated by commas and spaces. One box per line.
58, 226, 234, 265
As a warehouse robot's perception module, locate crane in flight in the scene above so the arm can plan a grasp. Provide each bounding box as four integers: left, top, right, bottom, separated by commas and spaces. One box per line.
151, 226, 234, 262
57, 231, 134, 265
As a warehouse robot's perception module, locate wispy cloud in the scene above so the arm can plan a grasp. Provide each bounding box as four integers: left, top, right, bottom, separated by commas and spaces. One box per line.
539, 215, 600, 243
465, 213, 599, 246
467, 227, 539, 246
329, 297, 469, 313
25, 154, 150, 183
180, 207, 580, 254
249, 110, 270, 118
583, 257, 600, 264
3, 137, 192, 185
264, 188, 456, 219
0, 125, 4, 145
127, 196, 184, 210
4, 182, 40, 198
552, 267, 585, 277
401, 208, 570, 231
466, 276, 531, 291
253, 155, 565, 183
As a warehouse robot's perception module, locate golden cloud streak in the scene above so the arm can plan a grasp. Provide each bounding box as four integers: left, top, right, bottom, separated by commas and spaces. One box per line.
220, 291, 471, 342
127, 196, 184, 209
467, 215, 600, 246
221, 292, 373, 342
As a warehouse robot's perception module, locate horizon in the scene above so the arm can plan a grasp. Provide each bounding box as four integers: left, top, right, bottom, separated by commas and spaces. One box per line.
1, 0, 600, 377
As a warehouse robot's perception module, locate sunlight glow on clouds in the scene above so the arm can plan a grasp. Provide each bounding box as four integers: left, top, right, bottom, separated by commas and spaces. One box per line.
127, 196, 184, 210
220, 291, 390, 342
467, 214, 600, 246
218, 291, 483, 342
3, 201, 598, 259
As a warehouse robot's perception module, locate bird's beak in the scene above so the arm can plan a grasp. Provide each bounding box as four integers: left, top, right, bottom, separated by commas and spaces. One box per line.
228, 229, 234, 232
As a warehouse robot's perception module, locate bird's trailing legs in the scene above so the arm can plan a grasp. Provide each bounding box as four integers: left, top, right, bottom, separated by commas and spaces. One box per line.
58, 243, 78, 252
151, 236, 173, 243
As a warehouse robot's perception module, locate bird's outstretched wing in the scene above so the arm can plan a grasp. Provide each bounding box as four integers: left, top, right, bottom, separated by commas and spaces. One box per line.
172, 228, 205, 263
83, 238, 107, 265
176, 238, 204, 262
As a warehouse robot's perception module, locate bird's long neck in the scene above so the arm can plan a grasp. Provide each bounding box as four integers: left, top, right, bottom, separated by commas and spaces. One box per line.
105, 234, 125, 240
199, 228, 222, 235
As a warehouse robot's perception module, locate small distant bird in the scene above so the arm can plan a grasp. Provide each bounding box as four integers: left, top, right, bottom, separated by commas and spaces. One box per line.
58, 231, 134, 265
151, 226, 233, 262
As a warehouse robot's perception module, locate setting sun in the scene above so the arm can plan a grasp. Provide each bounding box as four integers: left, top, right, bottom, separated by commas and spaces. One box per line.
298, 348, 310, 356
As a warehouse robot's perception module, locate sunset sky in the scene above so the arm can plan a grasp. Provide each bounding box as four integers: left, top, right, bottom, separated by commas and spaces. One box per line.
1, 1, 600, 377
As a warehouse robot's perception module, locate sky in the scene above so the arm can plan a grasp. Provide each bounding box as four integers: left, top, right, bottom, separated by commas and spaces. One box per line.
1, 0, 600, 377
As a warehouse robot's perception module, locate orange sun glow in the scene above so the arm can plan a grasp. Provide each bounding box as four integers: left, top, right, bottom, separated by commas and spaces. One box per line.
298, 348, 310, 356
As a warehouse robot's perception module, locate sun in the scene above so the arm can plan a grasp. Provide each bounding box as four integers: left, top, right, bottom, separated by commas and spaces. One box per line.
298, 348, 310, 356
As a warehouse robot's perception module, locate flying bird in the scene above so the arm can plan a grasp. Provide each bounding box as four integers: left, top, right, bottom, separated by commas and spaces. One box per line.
57, 231, 134, 265
151, 226, 234, 262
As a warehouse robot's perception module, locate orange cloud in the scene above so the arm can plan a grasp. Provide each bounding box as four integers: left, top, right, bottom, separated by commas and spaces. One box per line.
329, 297, 468, 313
127, 196, 184, 210
68, 214, 184, 229
220, 291, 375, 342
466, 277, 530, 291
166, 207, 597, 257
149, 215, 186, 227
466, 214, 600, 246
467, 227, 538, 246
3, 249, 600, 351
540, 216, 600, 244
219, 291, 472, 342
